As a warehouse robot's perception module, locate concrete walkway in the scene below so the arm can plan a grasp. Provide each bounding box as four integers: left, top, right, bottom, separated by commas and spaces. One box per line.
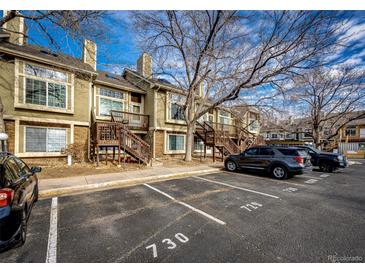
39, 163, 223, 198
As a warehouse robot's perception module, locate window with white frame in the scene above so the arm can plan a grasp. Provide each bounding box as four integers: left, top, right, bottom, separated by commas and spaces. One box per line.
25, 127, 66, 153
24, 64, 67, 109
249, 120, 259, 131
345, 126, 356, 136
99, 88, 125, 116
219, 110, 232, 125
167, 134, 185, 152
168, 93, 185, 121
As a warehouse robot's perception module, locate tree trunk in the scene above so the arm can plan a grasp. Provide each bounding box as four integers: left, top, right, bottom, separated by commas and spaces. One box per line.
184, 90, 195, 162
0, 96, 5, 133
313, 126, 321, 149
184, 122, 194, 162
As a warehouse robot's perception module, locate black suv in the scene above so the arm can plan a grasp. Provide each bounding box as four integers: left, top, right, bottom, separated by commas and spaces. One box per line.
224, 146, 310, 179
295, 145, 347, 172
0, 152, 41, 252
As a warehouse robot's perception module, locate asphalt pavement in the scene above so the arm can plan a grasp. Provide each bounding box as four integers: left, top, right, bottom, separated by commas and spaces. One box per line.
1, 161, 364, 263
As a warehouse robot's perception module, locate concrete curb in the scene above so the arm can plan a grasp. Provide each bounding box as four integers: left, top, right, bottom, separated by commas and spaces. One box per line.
39, 168, 222, 199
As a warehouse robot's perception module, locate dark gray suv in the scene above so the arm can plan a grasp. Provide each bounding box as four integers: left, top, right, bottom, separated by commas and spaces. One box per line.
224, 146, 311, 179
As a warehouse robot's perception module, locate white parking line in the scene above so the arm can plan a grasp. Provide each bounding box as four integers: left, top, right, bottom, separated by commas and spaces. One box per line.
304, 179, 318, 184
193, 176, 280, 199
46, 197, 58, 263
223, 171, 303, 186
143, 183, 226, 225
320, 174, 330, 178
298, 175, 323, 180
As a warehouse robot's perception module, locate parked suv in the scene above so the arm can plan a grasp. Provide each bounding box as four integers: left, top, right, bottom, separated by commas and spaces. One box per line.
0, 152, 41, 252
224, 146, 310, 179
295, 145, 347, 172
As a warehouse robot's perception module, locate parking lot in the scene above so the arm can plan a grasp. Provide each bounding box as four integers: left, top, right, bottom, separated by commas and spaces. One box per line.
1, 161, 364, 263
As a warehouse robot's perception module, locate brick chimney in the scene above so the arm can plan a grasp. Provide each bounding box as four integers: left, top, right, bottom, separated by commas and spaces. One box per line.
82, 39, 97, 70
137, 52, 152, 78
2, 10, 25, 45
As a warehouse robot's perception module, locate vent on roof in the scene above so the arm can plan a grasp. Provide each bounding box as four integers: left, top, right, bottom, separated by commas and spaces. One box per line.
158, 78, 172, 84
105, 74, 120, 80
40, 49, 58, 57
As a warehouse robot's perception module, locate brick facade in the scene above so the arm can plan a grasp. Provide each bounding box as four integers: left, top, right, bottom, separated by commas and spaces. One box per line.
4, 120, 15, 153
74, 125, 89, 162
154, 130, 165, 158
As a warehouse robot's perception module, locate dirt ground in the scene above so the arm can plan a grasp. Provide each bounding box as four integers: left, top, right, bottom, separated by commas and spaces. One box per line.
37, 156, 220, 179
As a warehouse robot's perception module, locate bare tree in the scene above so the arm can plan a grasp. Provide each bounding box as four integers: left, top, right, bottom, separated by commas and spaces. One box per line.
133, 10, 350, 161
0, 10, 106, 137
286, 66, 365, 148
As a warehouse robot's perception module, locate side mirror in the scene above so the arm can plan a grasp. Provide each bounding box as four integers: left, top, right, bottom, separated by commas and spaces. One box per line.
31, 166, 42, 174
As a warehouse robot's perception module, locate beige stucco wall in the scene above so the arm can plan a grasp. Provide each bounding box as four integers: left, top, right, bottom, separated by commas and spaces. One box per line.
0, 58, 91, 124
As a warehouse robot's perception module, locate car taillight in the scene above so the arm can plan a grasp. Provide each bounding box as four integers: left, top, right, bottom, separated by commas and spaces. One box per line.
294, 156, 304, 165
0, 188, 14, 208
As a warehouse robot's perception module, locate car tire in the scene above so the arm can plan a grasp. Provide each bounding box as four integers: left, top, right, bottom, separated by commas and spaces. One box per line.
16, 210, 28, 248
33, 183, 39, 203
319, 162, 334, 173
271, 165, 288, 180
225, 160, 237, 172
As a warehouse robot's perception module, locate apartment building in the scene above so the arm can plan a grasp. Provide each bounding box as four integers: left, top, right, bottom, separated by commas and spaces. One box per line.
0, 13, 261, 165
338, 118, 365, 158
261, 117, 314, 145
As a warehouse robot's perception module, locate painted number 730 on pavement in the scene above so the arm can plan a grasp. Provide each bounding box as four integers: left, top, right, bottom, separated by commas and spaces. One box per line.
145, 233, 189, 258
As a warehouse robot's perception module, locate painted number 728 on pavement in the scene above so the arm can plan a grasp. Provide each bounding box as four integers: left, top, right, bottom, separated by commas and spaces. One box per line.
145, 233, 189, 258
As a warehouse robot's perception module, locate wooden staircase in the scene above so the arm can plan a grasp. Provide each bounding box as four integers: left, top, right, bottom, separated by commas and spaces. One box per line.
119, 126, 151, 164
195, 121, 241, 160
90, 110, 151, 166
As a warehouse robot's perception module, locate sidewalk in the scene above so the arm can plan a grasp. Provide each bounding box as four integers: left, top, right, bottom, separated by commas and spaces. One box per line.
39, 163, 223, 198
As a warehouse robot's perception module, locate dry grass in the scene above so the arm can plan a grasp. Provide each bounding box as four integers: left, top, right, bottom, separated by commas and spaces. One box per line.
37, 156, 221, 180
38, 162, 146, 180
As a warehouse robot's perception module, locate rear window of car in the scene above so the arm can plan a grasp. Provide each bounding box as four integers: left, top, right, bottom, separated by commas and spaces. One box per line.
296, 149, 309, 157
278, 149, 299, 156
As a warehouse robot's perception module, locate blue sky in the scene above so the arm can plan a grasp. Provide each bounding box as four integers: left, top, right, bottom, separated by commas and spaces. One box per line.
1, 11, 365, 73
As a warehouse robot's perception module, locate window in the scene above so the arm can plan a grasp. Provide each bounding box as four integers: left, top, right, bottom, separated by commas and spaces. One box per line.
219, 110, 232, 125
167, 134, 185, 152
245, 148, 259, 156
345, 126, 356, 136
304, 129, 312, 138
99, 88, 125, 116
271, 133, 278, 139
258, 148, 274, 156
25, 64, 67, 81
25, 127, 66, 153
168, 94, 185, 121
249, 120, 259, 131
194, 137, 204, 151
48, 83, 66, 108
1, 164, 14, 185
24, 64, 68, 109
25, 79, 46, 105
5, 158, 22, 180
278, 149, 299, 156
100, 88, 124, 99
13, 157, 30, 177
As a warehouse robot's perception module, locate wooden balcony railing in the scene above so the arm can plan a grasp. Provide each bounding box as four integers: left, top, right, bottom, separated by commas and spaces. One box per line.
206, 121, 239, 137
91, 121, 120, 146
111, 110, 149, 131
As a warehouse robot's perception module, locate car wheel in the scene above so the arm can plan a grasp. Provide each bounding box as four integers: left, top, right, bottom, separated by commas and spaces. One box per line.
319, 163, 333, 173
271, 165, 288, 180
225, 160, 237, 172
